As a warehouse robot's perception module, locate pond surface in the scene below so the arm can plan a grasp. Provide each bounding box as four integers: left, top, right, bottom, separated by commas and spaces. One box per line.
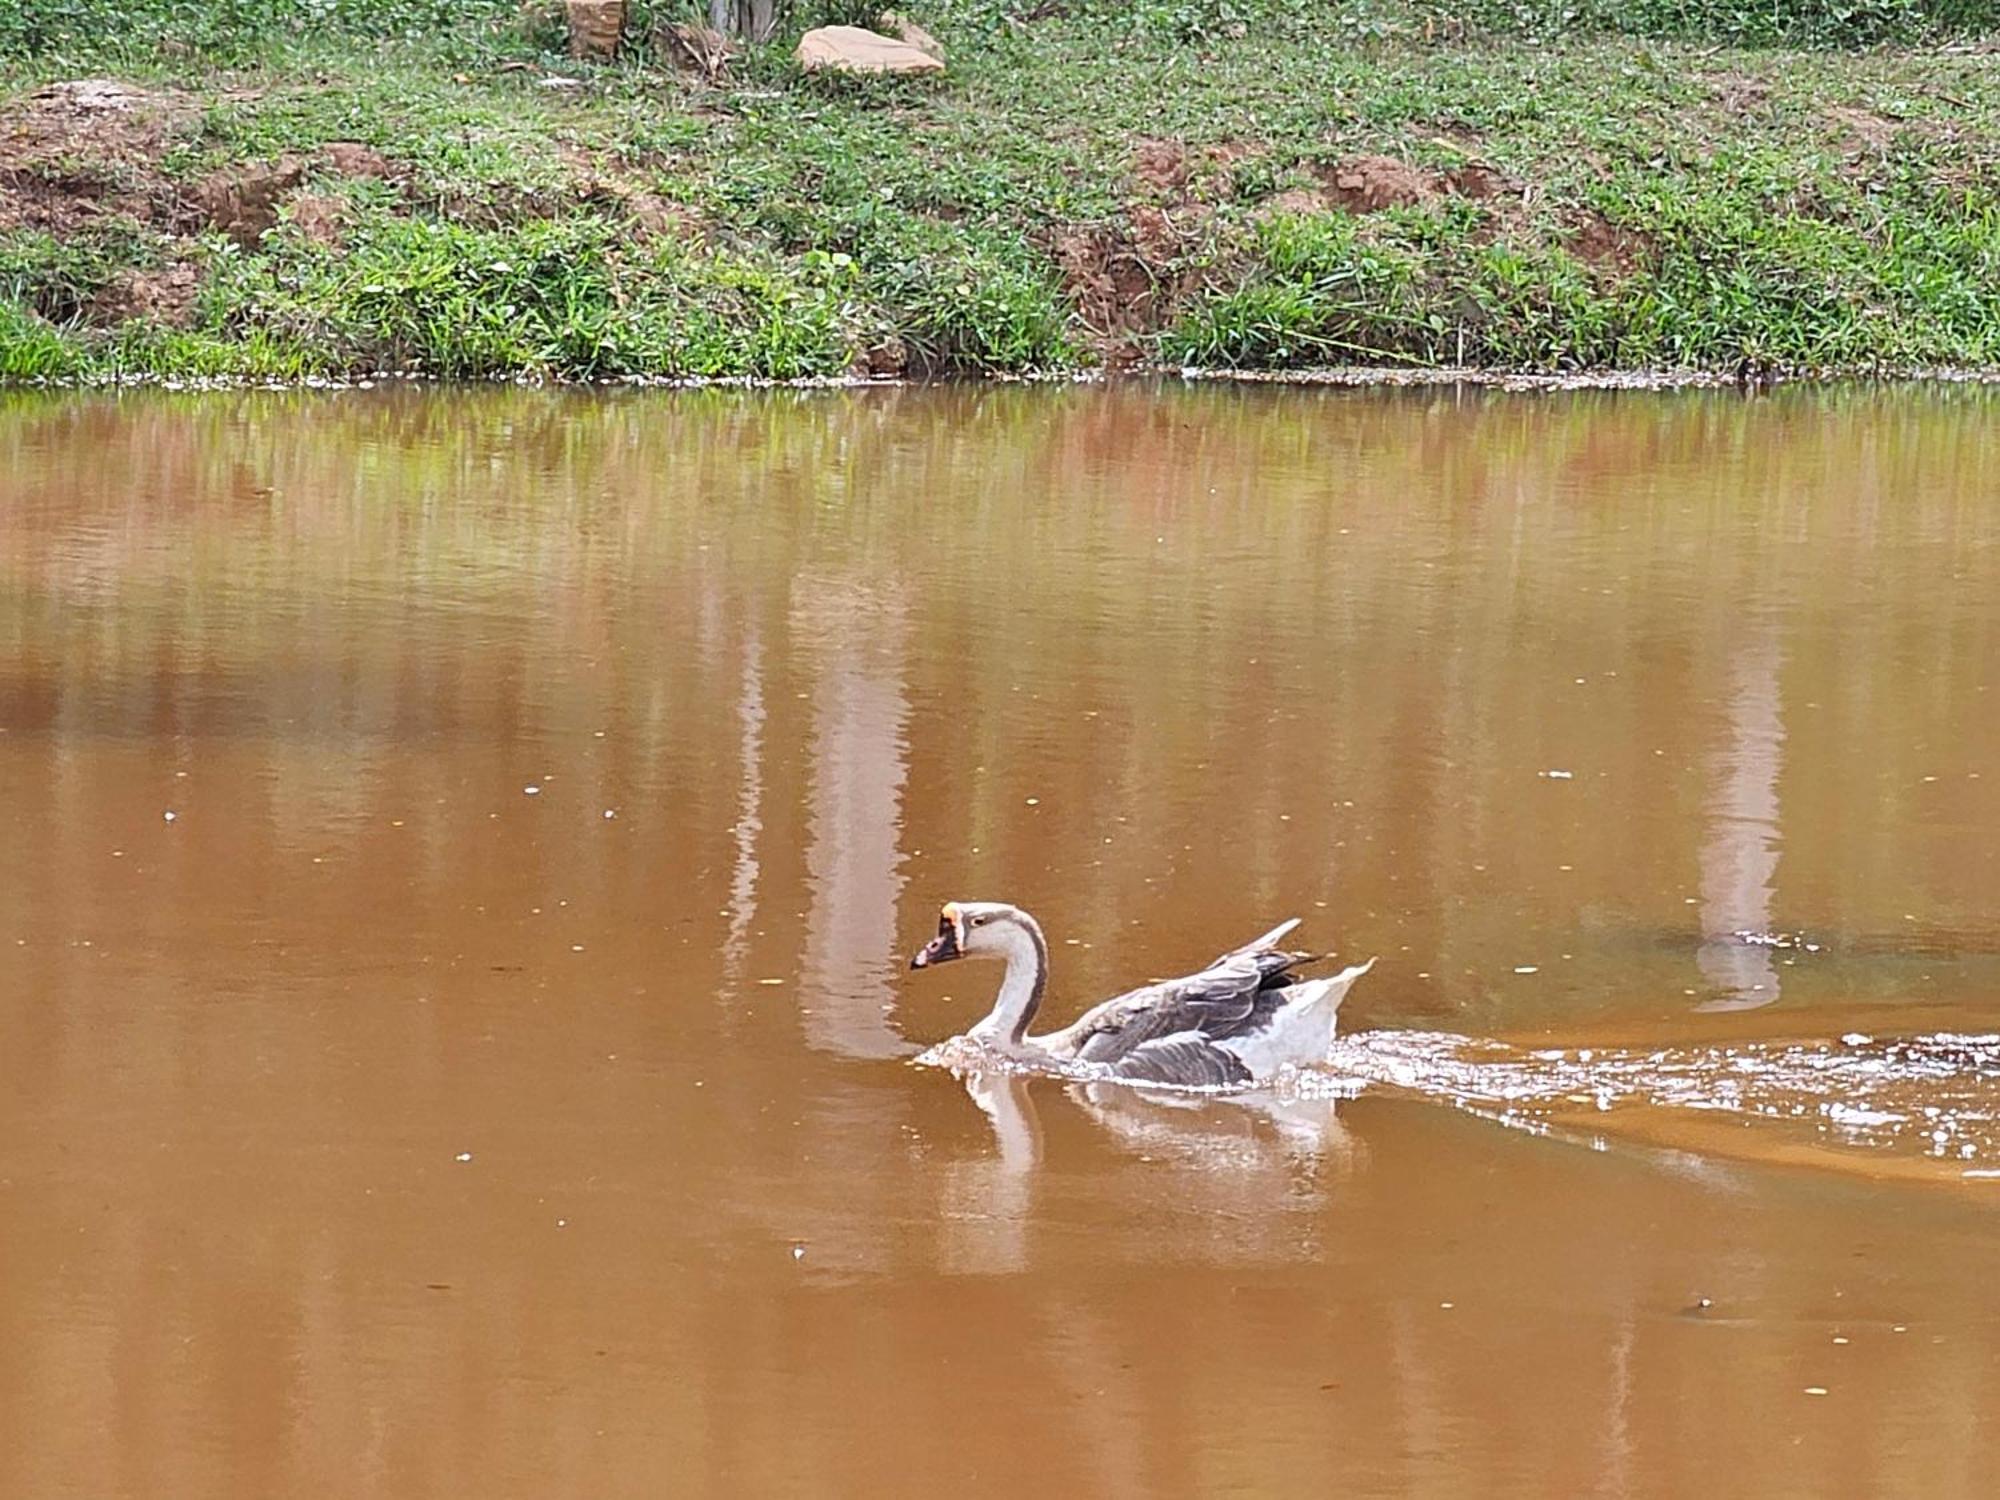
2, 382, 1997, 1495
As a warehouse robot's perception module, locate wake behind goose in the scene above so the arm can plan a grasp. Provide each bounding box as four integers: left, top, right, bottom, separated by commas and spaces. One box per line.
1312, 1026, 2000, 1183
907, 900, 1374, 1088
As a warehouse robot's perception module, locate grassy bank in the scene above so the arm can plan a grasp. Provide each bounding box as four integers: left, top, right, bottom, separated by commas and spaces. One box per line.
3, 1, 1999, 382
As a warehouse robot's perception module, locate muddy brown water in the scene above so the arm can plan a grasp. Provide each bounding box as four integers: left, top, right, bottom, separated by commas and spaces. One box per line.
2, 382, 1998, 1495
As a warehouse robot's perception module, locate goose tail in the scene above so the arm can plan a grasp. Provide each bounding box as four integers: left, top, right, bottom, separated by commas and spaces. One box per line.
1220, 956, 1377, 1079
1316, 955, 1376, 1010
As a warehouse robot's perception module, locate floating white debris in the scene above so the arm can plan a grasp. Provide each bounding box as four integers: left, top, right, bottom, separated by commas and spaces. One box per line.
1540, 769, 1574, 780
162, 810, 177, 822
570, 944, 584, 953
1842, 1033, 1873, 1047
791, 1244, 806, 1261
603, 809, 617, 819
455, 1152, 473, 1163
524, 785, 541, 795
1804, 1387, 1828, 1397
1513, 965, 1539, 975
757, 978, 784, 986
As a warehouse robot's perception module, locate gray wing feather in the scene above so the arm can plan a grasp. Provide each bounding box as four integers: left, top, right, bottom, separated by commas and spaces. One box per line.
1209, 917, 1301, 965
1107, 1032, 1254, 1088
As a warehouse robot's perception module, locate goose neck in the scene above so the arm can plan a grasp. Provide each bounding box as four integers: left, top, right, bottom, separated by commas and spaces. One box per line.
972, 913, 1049, 1048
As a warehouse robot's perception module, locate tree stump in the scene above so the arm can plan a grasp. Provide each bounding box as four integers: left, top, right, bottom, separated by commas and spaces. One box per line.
567, 0, 625, 60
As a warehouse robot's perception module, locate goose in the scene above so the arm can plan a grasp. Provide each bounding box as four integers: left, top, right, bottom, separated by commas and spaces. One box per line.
908, 901, 1374, 1088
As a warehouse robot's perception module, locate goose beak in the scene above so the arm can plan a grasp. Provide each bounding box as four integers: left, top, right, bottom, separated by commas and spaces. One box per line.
910, 928, 960, 970
911, 905, 965, 969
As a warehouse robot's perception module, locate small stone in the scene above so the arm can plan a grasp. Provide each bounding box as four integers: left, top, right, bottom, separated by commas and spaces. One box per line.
35, 78, 149, 112
796, 24, 945, 75
880, 10, 945, 60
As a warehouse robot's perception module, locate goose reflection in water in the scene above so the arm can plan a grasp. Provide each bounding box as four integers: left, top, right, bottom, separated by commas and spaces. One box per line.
1065, 1076, 1363, 1175
935, 1065, 1366, 1276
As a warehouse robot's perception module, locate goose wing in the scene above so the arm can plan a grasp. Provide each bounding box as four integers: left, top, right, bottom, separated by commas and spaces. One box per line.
1050, 918, 1318, 1071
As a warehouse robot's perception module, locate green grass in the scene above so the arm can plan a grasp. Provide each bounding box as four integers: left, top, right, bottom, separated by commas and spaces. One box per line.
193, 211, 866, 378
0, 297, 85, 378
0, 0, 536, 68
0, 0, 1986, 64
3, 2, 1999, 382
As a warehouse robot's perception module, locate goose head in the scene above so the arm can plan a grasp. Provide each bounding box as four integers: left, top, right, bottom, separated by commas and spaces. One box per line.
909, 901, 1026, 968
909, 901, 1052, 1048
